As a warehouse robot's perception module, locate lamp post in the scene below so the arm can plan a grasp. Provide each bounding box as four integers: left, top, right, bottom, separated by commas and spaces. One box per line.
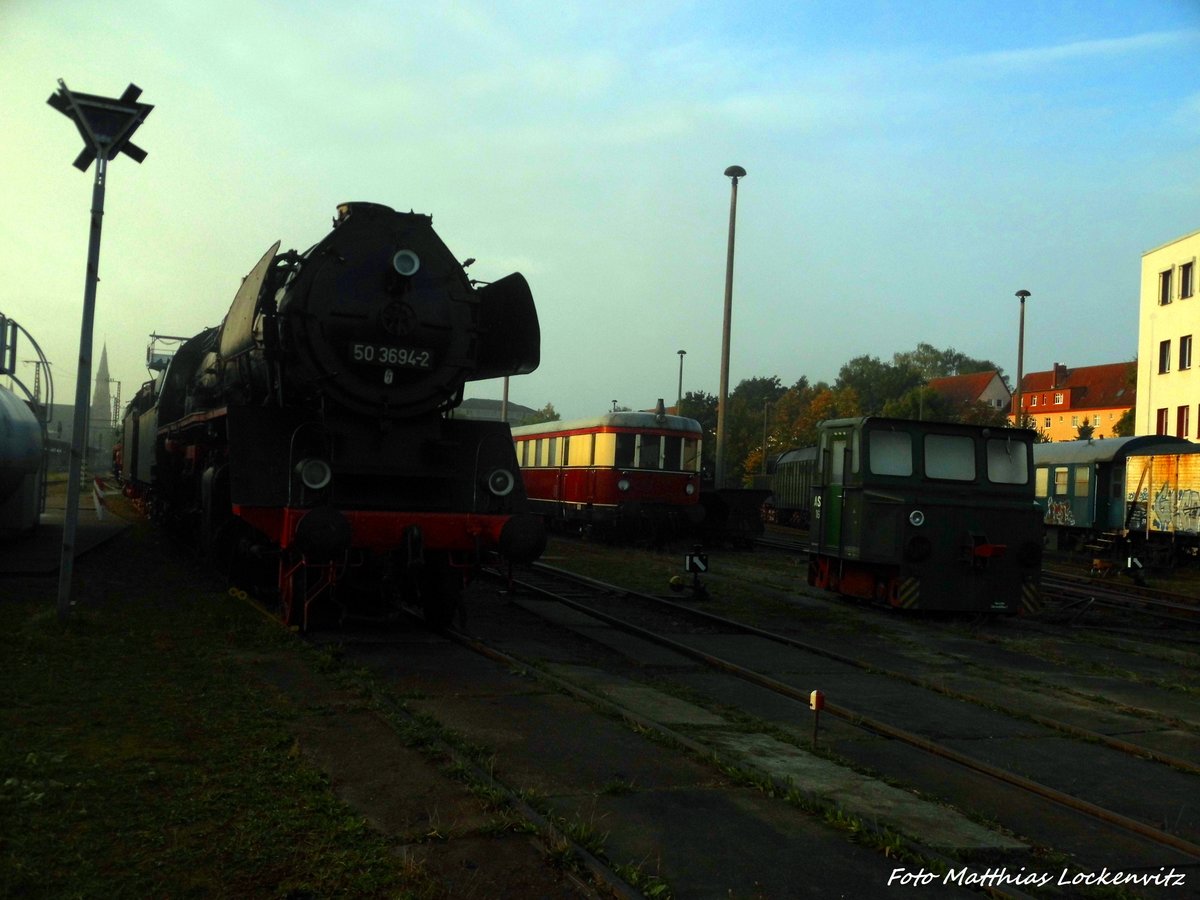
47, 79, 153, 621
714, 164, 746, 489
676, 349, 686, 411
1015, 289, 1031, 428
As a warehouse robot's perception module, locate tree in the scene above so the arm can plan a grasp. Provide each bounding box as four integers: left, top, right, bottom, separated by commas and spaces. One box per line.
892, 343, 1005, 382
723, 377, 788, 486
678, 390, 717, 475
1114, 408, 1135, 437
1075, 420, 1096, 440
835, 355, 922, 415
520, 402, 561, 425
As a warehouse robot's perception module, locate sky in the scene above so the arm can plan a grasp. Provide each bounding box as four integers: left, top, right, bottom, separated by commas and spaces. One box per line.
1, 0, 1198, 423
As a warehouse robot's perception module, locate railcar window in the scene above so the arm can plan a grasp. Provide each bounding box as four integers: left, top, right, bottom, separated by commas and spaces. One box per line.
683, 438, 700, 472
986, 438, 1029, 484
567, 434, 594, 466
594, 433, 615, 466
924, 434, 975, 481
547, 436, 558, 467
868, 430, 913, 476
615, 433, 636, 468
1035, 467, 1049, 496
639, 434, 663, 469
534, 439, 543, 467
1053, 467, 1068, 496
1073, 467, 1089, 497
663, 435, 682, 470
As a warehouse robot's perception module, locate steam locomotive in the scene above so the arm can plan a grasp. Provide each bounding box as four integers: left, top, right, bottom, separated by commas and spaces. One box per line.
119, 202, 546, 628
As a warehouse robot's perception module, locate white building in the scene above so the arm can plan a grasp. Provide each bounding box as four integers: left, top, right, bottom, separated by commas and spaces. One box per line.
1137, 228, 1200, 437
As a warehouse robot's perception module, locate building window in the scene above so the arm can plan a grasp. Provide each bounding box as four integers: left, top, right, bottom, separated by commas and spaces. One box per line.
1160, 339, 1172, 373
1157, 407, 1169, 435
1179, 405, 1190, 439
1071, 416, 1078, 427
1183, 335, 1194, 371
1043, 417, 1051, 429
1053, 392, 1064, 404
1031, 395, 1038, 407
1183, 261, 1195, 300
1094, 415, 1100, 426
1161, 269, 1173, 305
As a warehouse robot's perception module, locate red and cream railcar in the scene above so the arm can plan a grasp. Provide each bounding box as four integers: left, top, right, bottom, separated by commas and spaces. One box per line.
511, 411, 704, 540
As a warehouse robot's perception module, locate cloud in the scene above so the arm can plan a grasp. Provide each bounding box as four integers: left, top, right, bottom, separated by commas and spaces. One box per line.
961, 29, 1200, 70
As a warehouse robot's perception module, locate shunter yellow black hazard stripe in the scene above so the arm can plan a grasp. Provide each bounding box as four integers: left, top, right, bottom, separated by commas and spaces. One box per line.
1021, 580, 1042, 615
897, 576, 919, 608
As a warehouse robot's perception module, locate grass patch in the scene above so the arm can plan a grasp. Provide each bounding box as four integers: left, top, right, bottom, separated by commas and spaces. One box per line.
0, 531, 435, 899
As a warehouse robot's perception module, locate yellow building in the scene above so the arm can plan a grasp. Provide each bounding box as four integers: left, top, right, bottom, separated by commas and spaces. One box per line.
1012, 362, 1134, 441
1137, 228, 1200, 437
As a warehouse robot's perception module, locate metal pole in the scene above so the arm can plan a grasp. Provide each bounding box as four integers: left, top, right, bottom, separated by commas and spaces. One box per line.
501, 375, 509, 423
57, 153, 107, 621
676, 349, 686, 412
1015, 290, 1030, 428
715, 165, 745, 489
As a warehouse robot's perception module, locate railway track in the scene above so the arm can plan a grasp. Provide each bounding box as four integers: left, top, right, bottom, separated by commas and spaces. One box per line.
477, 560, 1200, 879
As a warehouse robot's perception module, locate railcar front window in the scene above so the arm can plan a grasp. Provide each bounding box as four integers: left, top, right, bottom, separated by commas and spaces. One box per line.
639, 434, 662, 470
663, 435, 682, 471
683, 438, 700, 472
868, 430, 913, 476
986, 438, 1029, 484
924, 434, 975, 481
615, 433, 635, 468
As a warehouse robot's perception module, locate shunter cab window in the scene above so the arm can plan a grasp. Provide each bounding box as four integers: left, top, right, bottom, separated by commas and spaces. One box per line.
868, 430, 913, 476
924, 434, 975, 481
986, 438, 1029, 484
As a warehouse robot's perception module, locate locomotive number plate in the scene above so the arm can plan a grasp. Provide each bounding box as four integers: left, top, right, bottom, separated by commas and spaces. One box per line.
349, 343, 433, 369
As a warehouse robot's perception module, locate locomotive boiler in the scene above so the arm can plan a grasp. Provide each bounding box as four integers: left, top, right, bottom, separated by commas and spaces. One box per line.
121, 202, 545, 628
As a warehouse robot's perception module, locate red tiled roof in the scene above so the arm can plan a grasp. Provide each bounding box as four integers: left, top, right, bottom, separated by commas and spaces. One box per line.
926, 371, 1001, 406
1020, 362, 1135, 410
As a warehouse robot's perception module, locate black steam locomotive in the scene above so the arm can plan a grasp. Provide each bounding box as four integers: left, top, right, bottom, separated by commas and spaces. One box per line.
119, 202, 546, 628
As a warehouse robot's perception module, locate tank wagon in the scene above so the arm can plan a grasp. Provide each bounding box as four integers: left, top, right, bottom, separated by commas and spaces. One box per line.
1032, 435, 1200, 562
809, 416, 1042, 614
511, 408, 703, 542
0, 384, 44, 540
119, 202, 546, 628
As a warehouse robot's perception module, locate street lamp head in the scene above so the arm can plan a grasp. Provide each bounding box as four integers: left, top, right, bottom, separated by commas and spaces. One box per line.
677, 349, 686, 356
1016, 289, 1031, 300
724, 165, 746, 179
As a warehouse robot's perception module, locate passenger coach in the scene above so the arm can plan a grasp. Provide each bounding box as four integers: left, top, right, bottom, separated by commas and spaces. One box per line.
1032, 435, 1199, 554
511, 408, 703, 541
809, 417, 1042, 614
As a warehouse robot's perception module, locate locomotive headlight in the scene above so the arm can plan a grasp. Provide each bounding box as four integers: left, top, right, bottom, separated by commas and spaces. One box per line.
909, 509, 926, 527
392, 249, 420, 276
486, 468, 515, 497
617, 478, 631, 492
685, 482, 696, 495
295, 458, 333, 491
